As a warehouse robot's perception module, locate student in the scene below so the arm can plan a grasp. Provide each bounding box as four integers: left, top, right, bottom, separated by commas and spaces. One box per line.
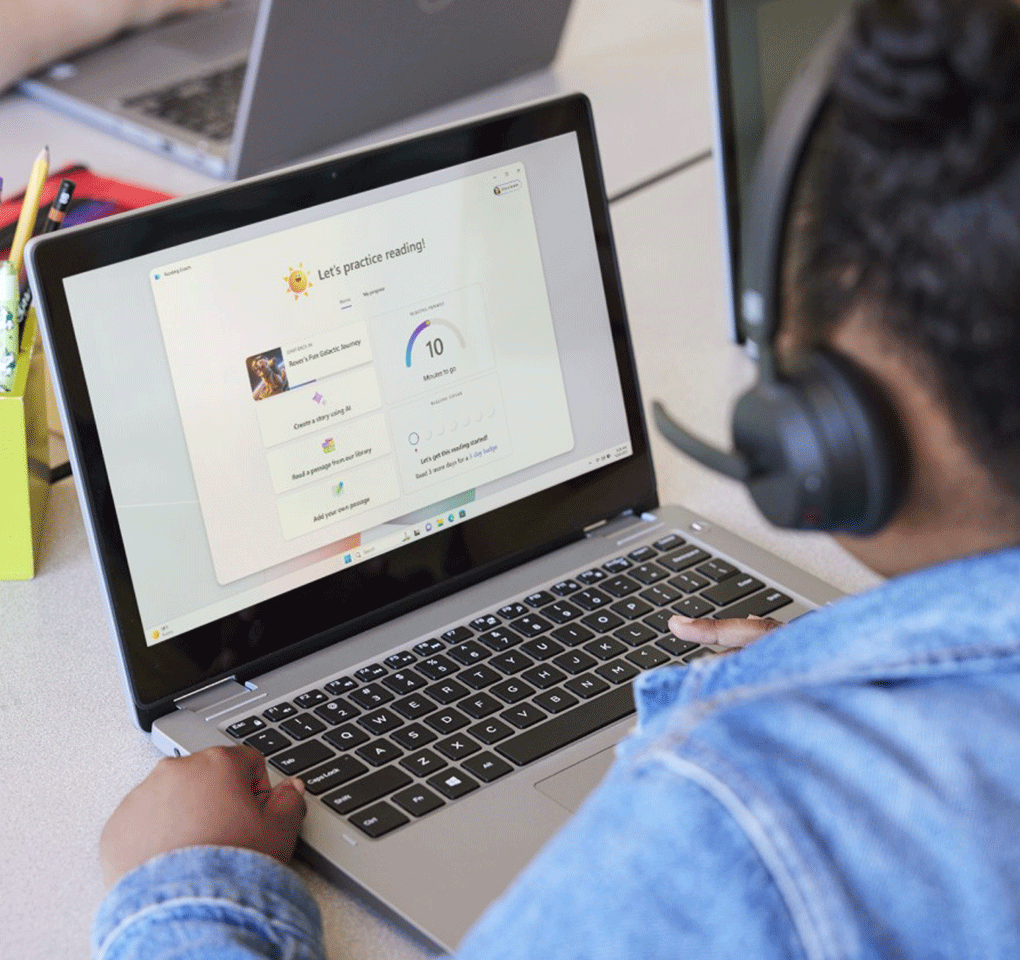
91, 0, 1020, 957
0, 0, 224, 93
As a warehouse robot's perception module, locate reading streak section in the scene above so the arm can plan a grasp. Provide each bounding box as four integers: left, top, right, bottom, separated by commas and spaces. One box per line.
150, 165, 574, 585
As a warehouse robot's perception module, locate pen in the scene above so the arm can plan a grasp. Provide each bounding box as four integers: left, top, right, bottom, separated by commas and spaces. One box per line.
8, 146, 50, 277
17, 178, 76, 339
0, 260, 19, 392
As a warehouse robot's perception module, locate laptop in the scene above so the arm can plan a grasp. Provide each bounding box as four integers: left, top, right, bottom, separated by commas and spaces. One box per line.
26, 94, 842, 951
18, 0, 574, 180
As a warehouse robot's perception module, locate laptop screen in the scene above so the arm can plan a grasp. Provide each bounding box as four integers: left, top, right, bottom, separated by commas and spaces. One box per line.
31, 97, 655, 724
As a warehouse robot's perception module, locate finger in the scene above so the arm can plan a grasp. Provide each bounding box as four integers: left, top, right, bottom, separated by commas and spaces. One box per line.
668, 614, 782, 649
263, 779, 308, 860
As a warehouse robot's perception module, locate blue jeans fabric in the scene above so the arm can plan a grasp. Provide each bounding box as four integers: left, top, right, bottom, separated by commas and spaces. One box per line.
92, 549, 1020, 960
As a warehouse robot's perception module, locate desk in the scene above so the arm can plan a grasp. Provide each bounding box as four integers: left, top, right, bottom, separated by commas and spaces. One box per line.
1, 3, 880, 957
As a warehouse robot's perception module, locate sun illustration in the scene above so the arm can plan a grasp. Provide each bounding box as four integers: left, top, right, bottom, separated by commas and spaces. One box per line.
283, 263, 313, 299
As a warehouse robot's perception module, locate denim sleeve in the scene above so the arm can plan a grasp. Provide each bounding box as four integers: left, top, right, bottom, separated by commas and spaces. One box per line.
454, 746, 807, 960
91, 847, 325, 960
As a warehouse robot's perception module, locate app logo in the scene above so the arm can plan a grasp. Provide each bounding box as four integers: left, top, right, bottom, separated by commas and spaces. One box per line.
448, 513, 455, 523
425, 523, 433, 532
459, 509, 466, 519
322, 438, 335, 454
313, 391, 325, 405
343, 554, 352, 564
283, 262, 313, 300
437, 517, 445, 527
332, 481, 345, 497
153, 273, 161, 281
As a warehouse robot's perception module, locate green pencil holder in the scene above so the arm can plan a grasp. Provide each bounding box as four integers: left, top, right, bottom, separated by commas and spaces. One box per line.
0, 310, 50, 579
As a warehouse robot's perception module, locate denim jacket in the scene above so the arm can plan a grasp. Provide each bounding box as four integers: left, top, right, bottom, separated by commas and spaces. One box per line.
93, 549, 1020, 960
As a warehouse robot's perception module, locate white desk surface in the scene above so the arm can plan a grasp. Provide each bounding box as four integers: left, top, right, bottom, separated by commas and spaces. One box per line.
1, 3, 881, 957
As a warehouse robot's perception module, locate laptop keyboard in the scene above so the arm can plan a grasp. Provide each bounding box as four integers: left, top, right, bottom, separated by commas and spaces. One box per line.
121, 62, 247, 142
224, 531, 792, 839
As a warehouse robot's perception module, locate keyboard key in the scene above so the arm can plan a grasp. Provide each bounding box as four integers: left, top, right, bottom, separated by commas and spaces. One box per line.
425, 709, 470, 735
391, 722, 437, 750
270, 740, 334, 775
314, 698, 361, 725
392, 785, 445, 817
573, 588, 611, 611
226, 716, 266, 739
577, 568, 607, 585
612, 596, 654, 620
301, 755, 369, 795
382, 671, 427, 695
642, 610, 675, 634
551, 623, 595, 646
642, 583, 683, 606
674, 596, 715, 618
490, 678, 536, 704
520, 638, 564, 661
401, 748, 447, 776
714, 589, 793, 619
543, 601, 582, 624
354, 664, 387, 683
553, 649, 598, 674
626, 646, 670, 670
497, 602, 528, 619
500, 703, 547, 729
470, 614, 502, 632
348, 801, 409, 838
604, 556, 632, 573
463, 752, 514, 783
392, 694, 435, 720
669, 570, 711, 593
468, 718, 515, 744
325, 677, 357, 696
629, 563, 669, 585
655, 636, 699, 657
490, 651, 534, 675
385, 650, 417, 670
659, 546, 711, 572
614, 623, 658, 647
509, 613, 553, 637
581, 610, 625, 633
497, 683, 635, 766
357, 739, 403, 767
416, 655, 458, 680
583, 636, 628, 661
478, 627, 522, 652
653, 533, 686, 551
522, 664, 567, 689
280, 713, 326, 740
564, 673, 611, 699
697, 559, 740, 582
442, 625, 474, 644
524, 590, 556, 608
702, 574, 765, 606
263, 702, 297, 723
425, 679, 470, 705
436, 734, 482, 760
596, 659, 641, 684
323, 724, 370, 751
460, 664, 502, 689
551, 578, 581, 596
460, 693, 502, 719
601, 575, 640, 598
427, 769, 479, 800
349, 684, 394, 709
628, 545, 658, 562
323, 767, 412, 815
244, 729, 291, 757
447, 640, 490, 665
683, 648, 716, 663
533, 688, 579, 714
414, 638, 445, 656
357, 708, 403, 736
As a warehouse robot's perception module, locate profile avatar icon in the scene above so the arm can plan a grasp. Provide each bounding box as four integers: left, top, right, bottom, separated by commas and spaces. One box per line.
283, 262, 313, 299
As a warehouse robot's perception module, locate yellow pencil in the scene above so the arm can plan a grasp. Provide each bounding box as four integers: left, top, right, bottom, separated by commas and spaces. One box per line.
8, 145, 50, 276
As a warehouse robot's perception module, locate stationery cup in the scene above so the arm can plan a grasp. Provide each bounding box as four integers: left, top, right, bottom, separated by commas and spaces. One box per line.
0, 309, 51, 579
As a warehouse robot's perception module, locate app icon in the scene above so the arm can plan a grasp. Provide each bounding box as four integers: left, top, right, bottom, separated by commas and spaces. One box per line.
283, 262, 313, 300
448, 513, 455, 523
459, 509, 466, 518
343, 554, 352, 564
437, 518, 444, 527
332, 481, 344, 497
322, 438, 335, 454
425, 523, 433, 532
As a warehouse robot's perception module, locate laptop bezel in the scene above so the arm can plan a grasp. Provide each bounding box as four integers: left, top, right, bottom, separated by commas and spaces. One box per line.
28, 94, 657, 730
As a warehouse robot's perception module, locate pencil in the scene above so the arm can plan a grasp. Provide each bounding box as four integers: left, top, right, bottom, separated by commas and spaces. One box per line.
17, 178, 76, 334
8, 146, 50, 276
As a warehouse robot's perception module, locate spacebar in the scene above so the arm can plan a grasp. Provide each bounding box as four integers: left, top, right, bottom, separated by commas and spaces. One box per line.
496, 683, 635, 766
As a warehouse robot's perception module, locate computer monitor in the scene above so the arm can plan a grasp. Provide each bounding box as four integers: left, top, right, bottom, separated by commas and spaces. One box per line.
705, 0, 852, 339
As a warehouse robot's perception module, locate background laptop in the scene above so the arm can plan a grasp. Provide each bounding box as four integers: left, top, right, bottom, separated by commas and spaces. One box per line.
27, 95, 841, 950
18, 0, 574, 180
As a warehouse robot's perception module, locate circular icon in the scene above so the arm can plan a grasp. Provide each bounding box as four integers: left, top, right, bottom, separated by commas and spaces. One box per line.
408, 432, 420, 445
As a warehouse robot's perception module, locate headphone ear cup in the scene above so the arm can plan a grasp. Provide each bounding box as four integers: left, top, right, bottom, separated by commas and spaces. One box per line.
732, 350, 907, 534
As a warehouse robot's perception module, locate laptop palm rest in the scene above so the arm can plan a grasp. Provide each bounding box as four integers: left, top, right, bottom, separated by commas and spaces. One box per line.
535, 745, 618, 813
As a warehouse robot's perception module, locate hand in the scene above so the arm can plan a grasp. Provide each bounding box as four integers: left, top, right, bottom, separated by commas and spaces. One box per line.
100, 745, 307, 889
667, 613, 783, 652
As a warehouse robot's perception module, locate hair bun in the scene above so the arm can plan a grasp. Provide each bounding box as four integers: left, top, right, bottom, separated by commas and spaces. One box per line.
836, 0, 1020, 192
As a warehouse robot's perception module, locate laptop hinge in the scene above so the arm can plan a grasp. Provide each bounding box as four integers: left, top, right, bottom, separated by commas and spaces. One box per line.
584, 509, 640, 539
174, 676, 263, 719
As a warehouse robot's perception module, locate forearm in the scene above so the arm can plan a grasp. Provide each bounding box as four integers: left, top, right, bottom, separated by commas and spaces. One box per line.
91, 846, 326, 960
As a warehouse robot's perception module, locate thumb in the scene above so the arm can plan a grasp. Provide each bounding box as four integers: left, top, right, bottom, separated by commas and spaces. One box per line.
262, 778, 307, 861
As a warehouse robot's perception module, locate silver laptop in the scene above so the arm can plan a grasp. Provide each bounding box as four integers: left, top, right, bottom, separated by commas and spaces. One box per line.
18, 0, 574, 179
27, 95, 840, 952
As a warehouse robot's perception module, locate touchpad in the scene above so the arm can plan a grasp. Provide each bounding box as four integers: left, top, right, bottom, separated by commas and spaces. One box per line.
535, 746, 616, 813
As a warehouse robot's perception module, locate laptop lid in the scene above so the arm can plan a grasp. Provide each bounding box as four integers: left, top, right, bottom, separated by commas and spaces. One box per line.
27, 94, 656, 731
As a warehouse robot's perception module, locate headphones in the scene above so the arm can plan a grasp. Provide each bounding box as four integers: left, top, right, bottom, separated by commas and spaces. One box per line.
653, 13, 908, 535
